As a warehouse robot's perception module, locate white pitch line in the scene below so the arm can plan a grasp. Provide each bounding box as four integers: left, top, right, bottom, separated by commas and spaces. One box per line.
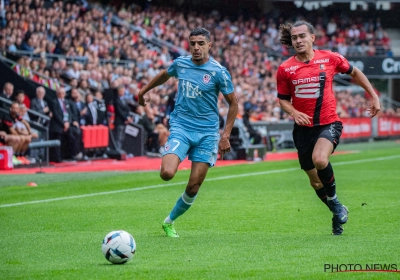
1, 154, 399, 208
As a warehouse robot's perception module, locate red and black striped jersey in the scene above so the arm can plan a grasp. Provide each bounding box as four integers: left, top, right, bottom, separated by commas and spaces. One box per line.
277, 50, 353, 127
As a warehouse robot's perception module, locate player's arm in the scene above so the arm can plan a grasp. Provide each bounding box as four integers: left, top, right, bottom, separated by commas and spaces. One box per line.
278, 98, 312, 126
219, 92, 238, 157
349, 66, 381, 118
138, 69, 171, 106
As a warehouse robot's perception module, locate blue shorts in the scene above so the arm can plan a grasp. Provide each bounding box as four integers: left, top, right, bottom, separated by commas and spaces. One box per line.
162, 127, 220, 167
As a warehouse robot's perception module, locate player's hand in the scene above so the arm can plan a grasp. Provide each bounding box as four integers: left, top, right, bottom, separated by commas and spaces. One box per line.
218, 137, 231, 159
138, 89, 147, 106
292, 111, 312, 126
367, 98, 381, 118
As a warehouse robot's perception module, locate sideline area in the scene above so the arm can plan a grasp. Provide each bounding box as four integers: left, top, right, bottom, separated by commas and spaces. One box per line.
0, 151, 352, 175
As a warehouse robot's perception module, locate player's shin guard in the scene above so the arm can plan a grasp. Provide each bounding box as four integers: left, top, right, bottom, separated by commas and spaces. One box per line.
317, 162, 336, 199
169, 192, 197, 221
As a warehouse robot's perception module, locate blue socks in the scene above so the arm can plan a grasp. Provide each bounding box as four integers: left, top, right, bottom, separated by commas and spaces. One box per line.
165, 192, 197, 223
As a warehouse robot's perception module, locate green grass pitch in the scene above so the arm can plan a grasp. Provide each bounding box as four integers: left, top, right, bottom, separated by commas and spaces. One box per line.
1, 140, 400, 279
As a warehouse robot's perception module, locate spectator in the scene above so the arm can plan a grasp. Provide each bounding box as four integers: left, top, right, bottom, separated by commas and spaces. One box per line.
366, 40, 376, 56
137, 105, 170, 154
70, 88, 87, 126
30, 86, 51, 125
14, 90, 30, 118
326, 18, 337, 37
347, 40, 360, 57
84, 92, 98, 126
18, 103, 30, 122
69, 88, 86, 158
88, 70, 101, 91
125, 83, 139, 110
49, 87, 81, 162
77, 79, 91, 96
0, 82, 14, 111
112, 85, 132, 150
6, 37, 18, 52
242, 104, 262, 145
0, 131, 23, 165
1, 102, 32, 164
94, 90, 107, 126
13, 104, 39, 139
0, 0, 394, 131
65, 61, 81, 80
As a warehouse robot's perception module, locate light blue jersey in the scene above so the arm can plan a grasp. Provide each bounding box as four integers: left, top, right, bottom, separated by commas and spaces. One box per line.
167, 56, 234, 133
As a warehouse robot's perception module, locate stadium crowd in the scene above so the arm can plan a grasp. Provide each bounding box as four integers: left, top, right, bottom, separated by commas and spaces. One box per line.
0, 0, 398, 165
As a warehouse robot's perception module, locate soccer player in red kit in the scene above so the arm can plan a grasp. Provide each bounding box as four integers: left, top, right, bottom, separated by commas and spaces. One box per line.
277, 21, 380, 235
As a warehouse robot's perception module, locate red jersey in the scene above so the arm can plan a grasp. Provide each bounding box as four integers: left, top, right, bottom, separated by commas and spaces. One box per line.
277, 50, 353, 127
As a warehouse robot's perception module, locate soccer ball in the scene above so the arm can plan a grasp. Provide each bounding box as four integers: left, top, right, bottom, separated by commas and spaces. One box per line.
102, 230, 136, 264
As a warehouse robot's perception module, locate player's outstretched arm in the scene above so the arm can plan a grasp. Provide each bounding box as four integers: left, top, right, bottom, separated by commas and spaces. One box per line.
138, 70, 171, 106
219, 92, 238, 158
279, 99, 312, 126
349, 66, 381, 118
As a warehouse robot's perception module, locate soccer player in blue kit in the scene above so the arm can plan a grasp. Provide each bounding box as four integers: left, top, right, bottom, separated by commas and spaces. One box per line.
138, 28, 239, 237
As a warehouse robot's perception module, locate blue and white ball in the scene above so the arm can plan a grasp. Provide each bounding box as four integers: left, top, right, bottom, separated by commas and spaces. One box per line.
102, 230, 136, 264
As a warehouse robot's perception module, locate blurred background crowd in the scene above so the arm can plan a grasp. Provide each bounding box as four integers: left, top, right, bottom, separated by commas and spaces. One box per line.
0, 0, 399, 165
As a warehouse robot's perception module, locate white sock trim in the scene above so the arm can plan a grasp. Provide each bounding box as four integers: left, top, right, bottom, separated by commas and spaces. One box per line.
182, 192, 196, 205
164, 216, 173, 224
327, 194, 337, 201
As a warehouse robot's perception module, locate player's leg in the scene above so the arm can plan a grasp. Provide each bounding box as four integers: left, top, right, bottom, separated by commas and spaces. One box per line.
313, 122, 343, 200
162, 131, 217, 237
312, 137, 335, 198
313, 123, 348, 234
159, 129, 190, 181
165, 132, 216, 223
160, 154, 180, 181
161, 129, 190, 237
293, 127, 328, 209
163, 162, 209, 237
304, 168, 328, 207
168, 161, 209, 221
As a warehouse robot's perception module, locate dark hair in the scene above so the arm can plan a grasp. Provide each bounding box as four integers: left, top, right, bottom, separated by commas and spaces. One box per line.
189, 28, 211, 41
279, 21, 315, 48
85, 92, 93, 102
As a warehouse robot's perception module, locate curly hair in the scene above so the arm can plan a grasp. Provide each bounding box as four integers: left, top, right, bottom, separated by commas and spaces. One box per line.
279, 21, 315, 48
